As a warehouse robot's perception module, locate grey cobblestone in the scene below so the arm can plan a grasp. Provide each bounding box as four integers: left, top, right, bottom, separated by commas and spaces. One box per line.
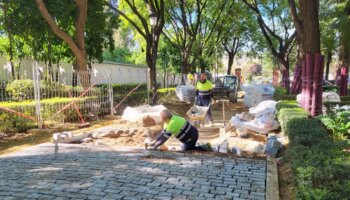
0, 144, 266, 199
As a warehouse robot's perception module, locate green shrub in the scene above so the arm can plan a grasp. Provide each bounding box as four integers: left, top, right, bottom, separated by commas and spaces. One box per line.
273, 87, 296, 101
6, 79, 34, 101
276, 100, 299, 111
319, 111, 350, 140
273, 94, 297, 101
323, 86, 339, 93
275, 86, 288, 95
277, 103, 350, 199
0, 97, 107, 133
340, 96, 350, 101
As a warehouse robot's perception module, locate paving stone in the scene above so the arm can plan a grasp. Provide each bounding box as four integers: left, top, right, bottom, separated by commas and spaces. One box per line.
0, 143, 266, 200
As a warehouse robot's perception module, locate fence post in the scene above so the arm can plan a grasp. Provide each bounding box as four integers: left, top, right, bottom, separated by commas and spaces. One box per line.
146, 68, 150, 104
108, 68, 114, 116
33, 61, 43, 129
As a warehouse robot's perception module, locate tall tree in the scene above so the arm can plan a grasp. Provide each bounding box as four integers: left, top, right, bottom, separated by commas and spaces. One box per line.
191, 0, 235, 73
288, 0, 322, 116
106, 0, 165, 104
35, 0, 89, 86
320, 0, 337, 80
219, 2, 258, 76
224, 37, 239, 75
0, 0, 16, 79
162, 0, 207, 84
243, 0, 296, 93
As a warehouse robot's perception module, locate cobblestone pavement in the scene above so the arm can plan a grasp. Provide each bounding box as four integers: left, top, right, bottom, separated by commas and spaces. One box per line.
0, 143, 266, 200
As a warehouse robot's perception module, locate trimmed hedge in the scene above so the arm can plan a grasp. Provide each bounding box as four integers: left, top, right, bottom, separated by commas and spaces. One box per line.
277, 101, 350, 199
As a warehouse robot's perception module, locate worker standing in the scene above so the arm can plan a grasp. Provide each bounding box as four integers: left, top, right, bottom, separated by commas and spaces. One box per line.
187, 73, 194, 85
148, 109, 213, 151
195, 72, 214, 126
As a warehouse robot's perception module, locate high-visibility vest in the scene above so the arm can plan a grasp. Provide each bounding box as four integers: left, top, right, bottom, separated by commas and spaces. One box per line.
196, 80, 214, 96
187, 73, 194, 80
164, 115, 191, 141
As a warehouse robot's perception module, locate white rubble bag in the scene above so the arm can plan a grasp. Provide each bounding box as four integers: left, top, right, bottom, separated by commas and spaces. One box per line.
122, 105, 167, 124
322, 91, 341, 102
175, 85, 196, 103
243, 84, 275, 107
249, 100, 278, 116
243, 86, 263, 107
230, 100, 279, 134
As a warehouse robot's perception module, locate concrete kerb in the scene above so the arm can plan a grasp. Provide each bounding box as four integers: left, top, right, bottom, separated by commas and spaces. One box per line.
266, 156, 280, 200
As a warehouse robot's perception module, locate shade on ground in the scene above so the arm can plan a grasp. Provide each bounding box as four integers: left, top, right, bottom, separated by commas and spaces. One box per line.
0, 143, 266, 200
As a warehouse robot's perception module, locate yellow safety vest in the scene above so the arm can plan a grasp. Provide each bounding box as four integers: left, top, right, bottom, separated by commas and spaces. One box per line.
196, 80, 214, 96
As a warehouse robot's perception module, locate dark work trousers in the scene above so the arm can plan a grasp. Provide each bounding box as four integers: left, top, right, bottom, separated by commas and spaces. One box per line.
181, 126, 206, 151
196, 95, 213, 121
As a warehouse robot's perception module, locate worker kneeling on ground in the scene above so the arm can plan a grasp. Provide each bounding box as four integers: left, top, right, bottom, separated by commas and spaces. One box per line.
196, 72, 214, 126
148, 109, 212, 151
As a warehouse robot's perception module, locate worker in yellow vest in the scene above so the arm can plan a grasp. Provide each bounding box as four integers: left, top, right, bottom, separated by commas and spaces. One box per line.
187, 73, 194, 85
195, 73, 214, 126
148, 109, 213, 151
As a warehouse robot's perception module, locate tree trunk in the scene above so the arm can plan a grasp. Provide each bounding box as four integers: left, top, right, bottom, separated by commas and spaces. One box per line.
146, 32, 161, 105
56, 61, 59, 82
17, 61, 21, 80
47, 33, 54, 81
281, 65, 290, 93
227, 53, 234, 75
289, 0, 322, 116
325, 51, 332, 81
35, 0, 89, 87
3, 3, 15, 79
180, 51, 189, 85
299, 1, 320, 55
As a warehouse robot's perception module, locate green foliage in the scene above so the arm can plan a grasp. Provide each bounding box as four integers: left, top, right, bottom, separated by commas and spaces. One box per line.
0, 85, 175, 133
319, 111, 350, 140
273, 86, 296, 101
103, 47, 132, 64
5, 79, 90, 101
0, 0, 117, 73
275, 86, 288, 95
340, 96, 350, 101
98, 83, 147, 93
323, 86, 339, 93
277, 102, 350, 199
6, 79, 34, 101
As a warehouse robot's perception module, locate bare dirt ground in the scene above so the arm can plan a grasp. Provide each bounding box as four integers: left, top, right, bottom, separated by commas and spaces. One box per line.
0, 98, 269, 157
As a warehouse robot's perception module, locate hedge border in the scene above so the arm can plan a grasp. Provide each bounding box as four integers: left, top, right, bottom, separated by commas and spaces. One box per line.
277, 101, 350, 199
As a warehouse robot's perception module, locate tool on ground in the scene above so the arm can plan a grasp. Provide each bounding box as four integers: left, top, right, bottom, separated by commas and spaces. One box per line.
219, 99, 229, 126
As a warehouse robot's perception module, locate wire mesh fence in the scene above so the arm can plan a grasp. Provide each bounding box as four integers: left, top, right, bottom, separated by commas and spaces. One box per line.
0, 60, 154, 134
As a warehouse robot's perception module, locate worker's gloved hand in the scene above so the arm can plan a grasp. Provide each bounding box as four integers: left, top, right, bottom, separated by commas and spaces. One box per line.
149, 144, 158, 150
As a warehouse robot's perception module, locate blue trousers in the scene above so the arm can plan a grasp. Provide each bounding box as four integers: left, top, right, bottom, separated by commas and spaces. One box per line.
196, 96, 213, 121
181, 126, 206, 151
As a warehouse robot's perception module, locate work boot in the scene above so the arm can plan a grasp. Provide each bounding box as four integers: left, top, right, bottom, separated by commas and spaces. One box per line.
203, 142, 213, 152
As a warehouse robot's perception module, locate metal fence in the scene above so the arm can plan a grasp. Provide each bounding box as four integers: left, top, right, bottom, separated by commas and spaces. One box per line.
0, 61, 151, 134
